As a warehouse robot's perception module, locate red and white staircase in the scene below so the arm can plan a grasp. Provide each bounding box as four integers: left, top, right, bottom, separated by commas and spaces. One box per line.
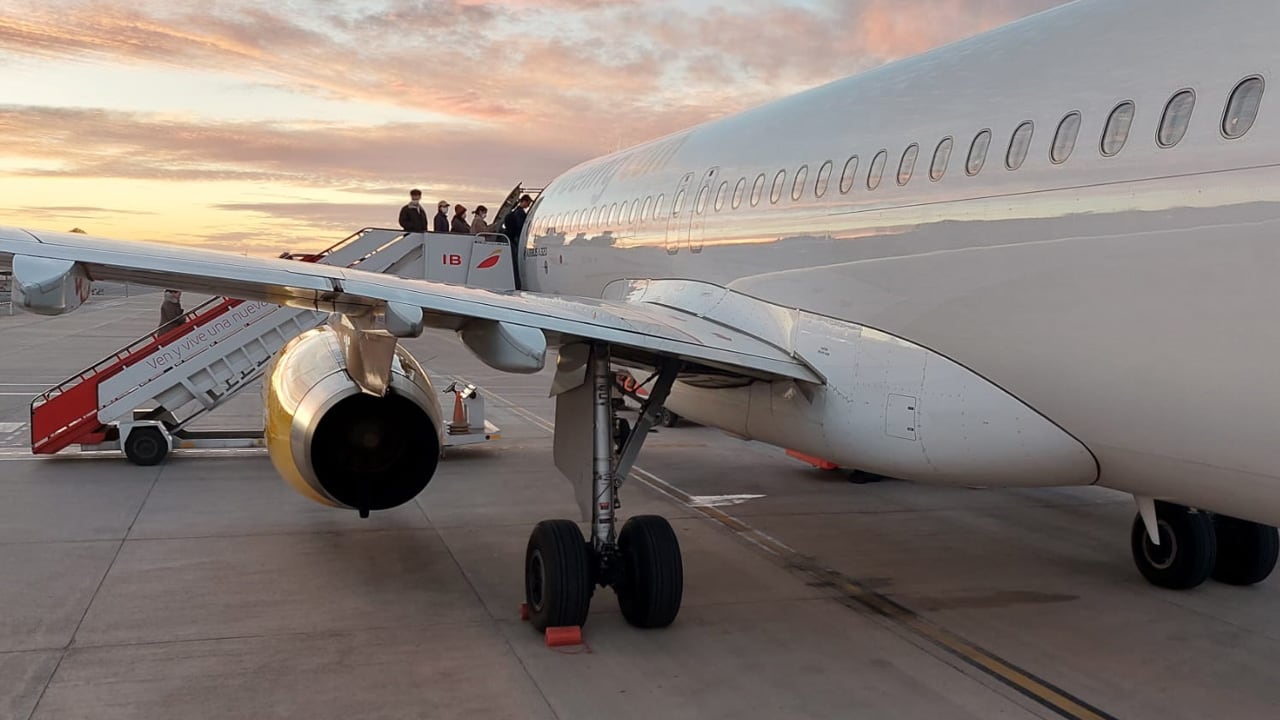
29, 227, 515, 457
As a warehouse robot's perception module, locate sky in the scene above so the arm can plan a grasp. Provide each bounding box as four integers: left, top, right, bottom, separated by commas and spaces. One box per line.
0, 0, 1068, 255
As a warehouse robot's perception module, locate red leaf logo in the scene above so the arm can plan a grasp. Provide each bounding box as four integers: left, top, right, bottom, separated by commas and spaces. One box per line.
477, 251, 502, 270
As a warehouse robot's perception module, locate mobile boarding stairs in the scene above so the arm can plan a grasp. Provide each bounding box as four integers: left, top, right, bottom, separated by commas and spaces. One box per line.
28, 227, 519, 465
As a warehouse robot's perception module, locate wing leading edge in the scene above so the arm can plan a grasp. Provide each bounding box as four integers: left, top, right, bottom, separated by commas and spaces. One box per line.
0, 227, 820, 383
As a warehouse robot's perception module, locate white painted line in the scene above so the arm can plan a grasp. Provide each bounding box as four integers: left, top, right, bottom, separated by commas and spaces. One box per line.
0, 392, 36, 396
0, 422, 26, 433
687, 494, 767, 508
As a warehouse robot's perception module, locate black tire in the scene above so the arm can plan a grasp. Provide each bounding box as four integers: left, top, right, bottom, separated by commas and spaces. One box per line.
614, 515, 683, 628
524, 520, 593, 631
1130, 501, 1216, 590
124, 427, 169, 467
1212, 515, 1279, 586
659, 409, 679, 428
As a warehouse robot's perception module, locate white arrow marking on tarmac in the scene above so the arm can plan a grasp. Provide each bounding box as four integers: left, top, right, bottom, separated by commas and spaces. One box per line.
686, 494, 766, 508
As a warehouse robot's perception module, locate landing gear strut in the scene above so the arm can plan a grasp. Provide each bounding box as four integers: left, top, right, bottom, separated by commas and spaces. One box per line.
1131, 500, 1278, 589
523, 346, 683, 632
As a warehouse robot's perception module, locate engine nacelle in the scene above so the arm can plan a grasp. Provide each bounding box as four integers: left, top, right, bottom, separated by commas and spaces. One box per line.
265, 326, 444, 513
11, 255, 91, 316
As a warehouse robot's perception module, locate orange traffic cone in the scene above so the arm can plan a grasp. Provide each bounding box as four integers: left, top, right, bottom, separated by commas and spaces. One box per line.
448, 390, 469, 434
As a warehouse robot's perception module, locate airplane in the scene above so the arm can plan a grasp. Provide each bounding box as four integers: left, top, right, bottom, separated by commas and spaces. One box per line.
2, 0, 1278, 633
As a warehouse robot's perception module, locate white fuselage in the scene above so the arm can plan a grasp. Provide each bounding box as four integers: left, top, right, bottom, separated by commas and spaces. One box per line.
519, 0, 1280, 524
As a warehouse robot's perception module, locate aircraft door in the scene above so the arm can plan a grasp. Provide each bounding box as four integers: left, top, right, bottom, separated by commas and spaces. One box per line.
665, 173, 694, 256
685, 167, 719, 254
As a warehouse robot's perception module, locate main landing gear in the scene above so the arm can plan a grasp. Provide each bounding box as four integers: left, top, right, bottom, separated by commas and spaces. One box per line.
524, 347, 684, 632
1131, 500, 1279, 589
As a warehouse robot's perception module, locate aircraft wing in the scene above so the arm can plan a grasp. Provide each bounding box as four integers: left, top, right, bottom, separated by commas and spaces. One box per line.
0, 227, 819, 383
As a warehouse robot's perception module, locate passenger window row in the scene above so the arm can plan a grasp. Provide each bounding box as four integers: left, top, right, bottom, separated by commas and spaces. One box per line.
536, 75, 1264, 238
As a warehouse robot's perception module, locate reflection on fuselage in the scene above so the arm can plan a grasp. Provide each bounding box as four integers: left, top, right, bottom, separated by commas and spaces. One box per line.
519, 1, 1280, 523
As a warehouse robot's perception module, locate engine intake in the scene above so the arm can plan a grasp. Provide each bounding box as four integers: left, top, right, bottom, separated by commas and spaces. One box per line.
265, 327, 443, 513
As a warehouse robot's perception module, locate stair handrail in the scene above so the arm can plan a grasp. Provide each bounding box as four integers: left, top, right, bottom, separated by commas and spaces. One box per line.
31, 296, 240, 407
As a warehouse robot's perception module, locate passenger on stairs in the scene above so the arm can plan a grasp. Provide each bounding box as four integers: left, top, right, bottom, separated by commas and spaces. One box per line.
159, 289, 184, 329
470, 205, 490, 234
434, 201, 451, 233
503, 194, 532, 245
503, 194, 532, 290
397, 189, 428, 233
451, 204, 471, 233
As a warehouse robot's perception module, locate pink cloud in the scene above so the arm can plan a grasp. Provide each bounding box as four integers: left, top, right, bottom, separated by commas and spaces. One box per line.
0, 0, 1071, 249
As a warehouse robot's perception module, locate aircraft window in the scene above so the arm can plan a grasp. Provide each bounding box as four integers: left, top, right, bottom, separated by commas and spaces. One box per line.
792, 165, 809, 201
1006, 121, 1034, 170
654, 194, 665, 219
633, 198, 641, 222
897, 144, 920, 186
1100, 101, 1135, 157
930, 137, 953, 181
966, 130, 991, 175
732, 178, 747, 209
589, 207, 599, 227
609, 203, 618, 225
815, 160, 833, 198
640, 196, 652, 221
570, 211, 579, 230
867, 150, 887, 190
714, 181, 729, 212
1158, 89, 1195, 148
694, 185, 710, 215
751, 173, 766, 206
770, 170, 787, 204
840, 156, 859, 193
1051, 112, 1081, 164
620, 201, 629, 224
1223, 76, 1264, 139
673, 190, 686, 218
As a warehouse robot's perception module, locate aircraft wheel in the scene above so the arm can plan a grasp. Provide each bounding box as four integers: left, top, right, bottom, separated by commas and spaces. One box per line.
614, 515, 683, 628
524, 520, 593, 631
1131, 501, 1215, 590
1212, 515, 1279, 586
124, 427, 169, 467
659, 409, 679, 428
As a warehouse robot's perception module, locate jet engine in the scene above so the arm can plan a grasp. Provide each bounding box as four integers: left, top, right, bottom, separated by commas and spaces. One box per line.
264, 326, 444, 514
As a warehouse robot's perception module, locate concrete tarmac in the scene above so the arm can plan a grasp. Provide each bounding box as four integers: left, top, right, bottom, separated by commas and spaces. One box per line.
1, 294, 1279, 719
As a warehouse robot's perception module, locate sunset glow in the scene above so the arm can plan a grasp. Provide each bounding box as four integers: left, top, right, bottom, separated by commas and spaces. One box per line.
0, 0, 1066, 255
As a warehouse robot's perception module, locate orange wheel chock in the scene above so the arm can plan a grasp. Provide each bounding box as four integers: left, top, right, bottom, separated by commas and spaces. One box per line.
544, 626, 583, 647
786, 449, 839, 471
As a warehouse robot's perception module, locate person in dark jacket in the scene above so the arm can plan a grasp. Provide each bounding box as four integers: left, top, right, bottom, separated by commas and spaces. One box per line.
159, 289, 184, 329
503, 194, 533, 289
503, 194, 532, 244
398, 189, 428, 233
450, 204, 471, 233
433, 201, 451, 233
